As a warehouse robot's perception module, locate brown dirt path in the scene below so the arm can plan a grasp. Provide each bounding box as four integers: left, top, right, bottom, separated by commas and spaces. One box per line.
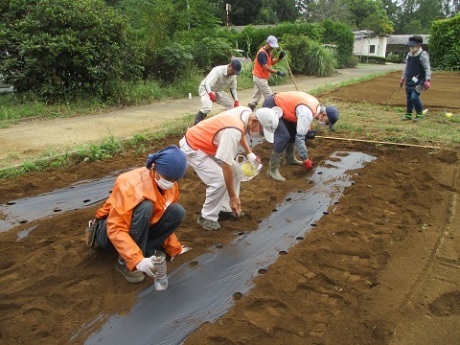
0, 64, 403, 170
0, 68, 459, 345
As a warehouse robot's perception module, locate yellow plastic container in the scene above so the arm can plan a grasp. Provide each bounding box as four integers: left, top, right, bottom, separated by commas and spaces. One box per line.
241, 162, 257, 177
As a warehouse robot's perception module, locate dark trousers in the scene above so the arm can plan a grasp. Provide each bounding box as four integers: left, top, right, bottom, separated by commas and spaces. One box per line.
405, 88, 423, 114
95, 201, 185, 259
274, 118, 296, 153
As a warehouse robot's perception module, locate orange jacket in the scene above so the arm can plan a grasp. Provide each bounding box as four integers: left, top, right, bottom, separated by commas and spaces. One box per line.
96, 167, 182, 271
185, 106, 248, 155
274, 92, 320, 122
252, 47, 272, 80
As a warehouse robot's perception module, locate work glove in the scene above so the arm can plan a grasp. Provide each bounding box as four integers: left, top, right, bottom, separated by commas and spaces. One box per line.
277, 71, 287, 77
306, 129, 317, 140
399, 79, 404, 88
136, 257, 156, 277
247, 152, 259, 169
278, 51, 286, 60
234, 100, 240, 107
208, 92, 216, 102
424, 80, 431, 90
303, 159, 314, 170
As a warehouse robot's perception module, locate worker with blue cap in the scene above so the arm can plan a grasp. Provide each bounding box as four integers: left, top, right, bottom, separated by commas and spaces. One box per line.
86, 145, 188, 283
263, 91, 339, 182
194, 59, 243, 125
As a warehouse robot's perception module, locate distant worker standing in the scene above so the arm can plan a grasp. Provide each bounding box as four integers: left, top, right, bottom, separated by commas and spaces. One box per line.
399, 35, 431, 122
263, 92, 339, 182
194, 59, 243, 125
247, 35, 286, 111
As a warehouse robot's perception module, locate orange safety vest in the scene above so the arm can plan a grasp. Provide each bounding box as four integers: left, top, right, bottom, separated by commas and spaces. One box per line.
252, 47, 272, 80
185, 106, 249, 155
96, 167, 182, 271
274, 92, 320, 122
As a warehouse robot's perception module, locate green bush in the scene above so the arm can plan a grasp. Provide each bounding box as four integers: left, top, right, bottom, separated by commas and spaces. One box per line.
190, 37, 234, 72
279, 34, 336, 77
430, 14, 460, 71
0, 0, 144, 102
320, 20, 355, 69
356, 55, 387, 64
148, 42, 194, 83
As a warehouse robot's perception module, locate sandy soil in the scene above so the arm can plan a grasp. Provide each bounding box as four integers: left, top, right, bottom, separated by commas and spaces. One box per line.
0, 70, 459, 345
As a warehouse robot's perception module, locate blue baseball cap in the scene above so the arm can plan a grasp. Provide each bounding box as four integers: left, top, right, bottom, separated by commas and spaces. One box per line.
326, 106, 339, 131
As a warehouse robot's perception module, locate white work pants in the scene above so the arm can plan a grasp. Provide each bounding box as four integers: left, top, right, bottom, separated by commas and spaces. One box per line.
179, 138, 241, 222
248, 75, 273, 108
198, 85, 233, 114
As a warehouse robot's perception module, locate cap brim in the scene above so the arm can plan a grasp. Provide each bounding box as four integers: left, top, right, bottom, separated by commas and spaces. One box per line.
234, 70, 241, 75
264, 130, 274, 143
269, 43, 279, 48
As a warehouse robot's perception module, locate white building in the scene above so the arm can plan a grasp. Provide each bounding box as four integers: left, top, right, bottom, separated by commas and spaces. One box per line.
353, 30, 388, 59
353, 31, 430, 60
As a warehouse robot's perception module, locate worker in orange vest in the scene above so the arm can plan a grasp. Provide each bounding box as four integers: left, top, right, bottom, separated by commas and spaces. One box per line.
247, 35, 286, 111
180, 106, 279, 231
263, 92, 339, 181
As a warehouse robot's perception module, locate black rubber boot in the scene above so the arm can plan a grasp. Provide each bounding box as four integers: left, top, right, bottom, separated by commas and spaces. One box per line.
194, 111, 207, 125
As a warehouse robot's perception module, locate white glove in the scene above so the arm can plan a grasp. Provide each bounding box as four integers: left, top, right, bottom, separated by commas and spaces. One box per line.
135, 258, 156, 277
247, 152, 258, 169
170, 245, 192, 261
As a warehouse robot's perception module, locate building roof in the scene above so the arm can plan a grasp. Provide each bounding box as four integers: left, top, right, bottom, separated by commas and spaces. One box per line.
386, 34, 430, 45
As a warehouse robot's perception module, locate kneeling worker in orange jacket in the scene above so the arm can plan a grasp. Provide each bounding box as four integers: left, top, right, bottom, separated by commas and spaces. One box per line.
89, 145, 187, 283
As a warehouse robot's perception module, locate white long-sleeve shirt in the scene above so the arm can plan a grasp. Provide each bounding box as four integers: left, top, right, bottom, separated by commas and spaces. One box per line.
200, 65, 238, 101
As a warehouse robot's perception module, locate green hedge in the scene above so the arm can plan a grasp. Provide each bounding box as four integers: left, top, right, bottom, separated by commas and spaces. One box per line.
430, 14, 460, 71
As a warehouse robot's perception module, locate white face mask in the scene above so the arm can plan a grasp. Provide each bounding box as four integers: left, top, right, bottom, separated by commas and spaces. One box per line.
155, 175, 175, 190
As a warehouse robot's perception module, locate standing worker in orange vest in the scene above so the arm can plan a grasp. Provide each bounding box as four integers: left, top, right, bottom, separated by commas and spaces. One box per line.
263, 92, 339, 181
247, 35, 286, 111
179, 106, 279, 231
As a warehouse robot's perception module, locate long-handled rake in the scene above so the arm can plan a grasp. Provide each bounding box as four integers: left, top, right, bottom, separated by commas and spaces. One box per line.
278, 44, 299, 91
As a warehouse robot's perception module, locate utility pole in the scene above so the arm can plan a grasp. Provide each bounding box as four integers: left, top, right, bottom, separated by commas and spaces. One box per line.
187, 0, 190, 31
226, 3, 231, 30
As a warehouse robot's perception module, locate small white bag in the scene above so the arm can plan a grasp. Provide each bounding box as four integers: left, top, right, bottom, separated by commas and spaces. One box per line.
236, 155, 262, 182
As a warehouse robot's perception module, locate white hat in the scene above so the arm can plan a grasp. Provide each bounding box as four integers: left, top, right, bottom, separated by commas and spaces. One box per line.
266, 35, 279, 48
255, 107, 279, 143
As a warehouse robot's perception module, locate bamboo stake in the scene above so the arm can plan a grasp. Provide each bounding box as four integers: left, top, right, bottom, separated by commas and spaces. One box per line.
315, 136, 441, 149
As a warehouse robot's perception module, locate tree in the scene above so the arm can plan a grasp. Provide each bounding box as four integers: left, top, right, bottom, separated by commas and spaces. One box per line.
0, 0, 143, 101
229, 0, 264, 25
304, 0, 354, 25
344, 0, 394, 34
